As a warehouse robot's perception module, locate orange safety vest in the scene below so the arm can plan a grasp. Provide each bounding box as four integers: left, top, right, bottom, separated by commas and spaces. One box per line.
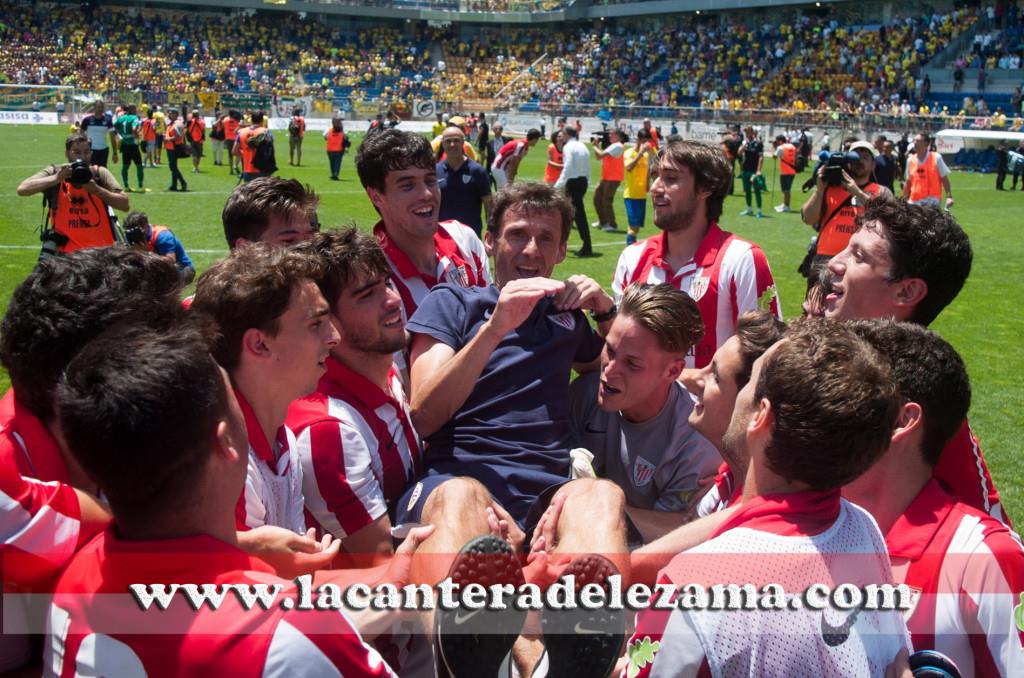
907, 152, 942, 202
325, 129, 345, 152
649, 127, 660, 149
147, 224, 169, 252
49, 179, 117, 253
779, 143, 798, 176
141, 119, 156, 142
601, 147, 625, 181
237, 126, 264, 174
223, 117, 240, 141
544, 144, 563, 184
188, 117, 205, 143
815, 182, 883, 257
164, 122, 185, 151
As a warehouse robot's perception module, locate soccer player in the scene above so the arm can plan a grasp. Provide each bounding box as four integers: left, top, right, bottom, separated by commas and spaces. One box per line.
355, 128, 490, 321
491, 129, 542, 189
825, 197, 1006, 523
845, 320, 1024, 675
569, 282, 721, 543
623, 319, 909, 677
287, 229, 420, 560
405, 182, 628, 677
48, 324, 396, 677
191, 244, 340, 534
222, 176, 320, 249
0, 248, 183, 494
613, 138, 781, 370
622, 128, 656, 245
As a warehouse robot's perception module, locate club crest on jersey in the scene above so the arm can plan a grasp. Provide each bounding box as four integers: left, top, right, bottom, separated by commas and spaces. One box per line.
900, 585, 923, 621
689, 276, 710, 301
548, 312, 576, 331
633, 457, 656, 487
462, 173, 472, 185
447, 263, 470, 288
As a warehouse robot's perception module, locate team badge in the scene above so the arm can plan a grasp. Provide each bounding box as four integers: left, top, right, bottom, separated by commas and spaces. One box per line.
548, 312, 576, 331
900, 585, 922, 621
448, 263, 470, 288
689, 276, 710, 301
462, 174, 472, 185
633, 457, 656, 487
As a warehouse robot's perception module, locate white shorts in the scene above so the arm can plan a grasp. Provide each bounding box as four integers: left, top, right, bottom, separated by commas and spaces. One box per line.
492, 166, 509, 189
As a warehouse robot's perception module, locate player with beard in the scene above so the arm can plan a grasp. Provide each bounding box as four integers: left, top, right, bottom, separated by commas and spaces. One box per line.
613, 139, 780, 371
287, 229, 420, 560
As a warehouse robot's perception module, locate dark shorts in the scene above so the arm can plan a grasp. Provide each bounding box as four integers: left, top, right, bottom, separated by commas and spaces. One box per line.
780, 174, 795, 192
190, 142, 203, 159
121, 143, 142, 166
90, 148, 109, 168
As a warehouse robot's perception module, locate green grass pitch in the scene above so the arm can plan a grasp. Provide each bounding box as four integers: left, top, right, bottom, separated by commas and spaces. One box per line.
0, 124, 1019, 522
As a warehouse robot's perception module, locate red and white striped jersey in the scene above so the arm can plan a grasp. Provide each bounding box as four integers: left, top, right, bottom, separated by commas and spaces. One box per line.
373, 220, 491, 320
234, 390, 306, 534
695, 462, 740, 519
935, 420, 1008, 526
624, 492, 910, 678
492, 139, 528, 171
44, 531, 396, 678
612, 224, 781, 369
1, 463, 82, 587
886, 479, 1024, 676
0, 389, 70, 484
287, 358, 421, 540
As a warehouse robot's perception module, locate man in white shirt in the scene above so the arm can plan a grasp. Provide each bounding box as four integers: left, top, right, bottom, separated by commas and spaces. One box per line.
554, 127, 594, 257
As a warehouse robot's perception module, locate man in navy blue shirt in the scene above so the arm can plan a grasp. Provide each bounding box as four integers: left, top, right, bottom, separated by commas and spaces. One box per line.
437, 125, 492, 236
79, 100, 117, 168
403, 182, 628, 678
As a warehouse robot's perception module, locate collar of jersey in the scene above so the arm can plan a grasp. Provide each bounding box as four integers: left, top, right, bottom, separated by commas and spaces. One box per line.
323, 356, 398, 413
0, 388, 68, 484
710, 488, 842, 539
649, 221, 728, 277
233, 388, 285, 470
374, 221, 464, 287
884, 478, 958, 560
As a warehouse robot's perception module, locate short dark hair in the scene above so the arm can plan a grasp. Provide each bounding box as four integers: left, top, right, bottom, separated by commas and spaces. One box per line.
619, 283, 703, 355
123, 211, 150, 245
658, 139, 732, 223
292, 228, 390, 313
57, 324, 228, 518
734, 310, 786, 390
636, 128, 651, 141
526, 129, 541, 141
487, 182, 574, 243
355, 128, 435, 193
65, 132, 90, 150
847, 320, 970, 467
563, 127, 577, 139
859, 198, 972, 326
251, 110, 264, 124
191, 244, 323, 371
0, 248, 183, 421
222, 177, 319, 249
757, 318, 900, 490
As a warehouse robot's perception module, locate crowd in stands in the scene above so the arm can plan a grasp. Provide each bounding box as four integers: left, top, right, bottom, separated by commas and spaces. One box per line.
0, 0, 1006, 120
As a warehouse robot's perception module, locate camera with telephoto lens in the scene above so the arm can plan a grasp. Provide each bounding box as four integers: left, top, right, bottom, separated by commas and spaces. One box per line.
67, 159, 94, 187
819, 151, 861, 186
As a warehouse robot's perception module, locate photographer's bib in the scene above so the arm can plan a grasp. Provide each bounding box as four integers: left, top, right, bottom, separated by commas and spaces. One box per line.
816, 182, 882, 257
50, 181, 117, 253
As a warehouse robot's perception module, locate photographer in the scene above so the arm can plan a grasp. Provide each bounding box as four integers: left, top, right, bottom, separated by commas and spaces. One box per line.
123, 211, 195, 283
800, 141, 891, 273
592, 128, 625, 232
16, 132, 129, 256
